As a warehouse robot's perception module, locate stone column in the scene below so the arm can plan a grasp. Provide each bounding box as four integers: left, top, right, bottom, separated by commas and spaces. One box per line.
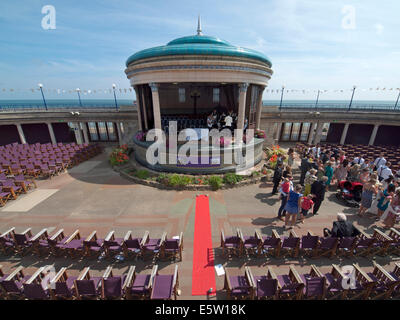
369, 124, 380, 146
141, 89, 149, 130
255, 86, 265, 130
149, 82, 161, 130
16, 124, 27, 144
47, 123, 57, 144
116, 122, 123, 146
73, 122, 83, 144
237, 83, 249, 130
307, 122, 317, 145
313, 121, 324, 144
133, 86, 143, 131
81, 122, 89, 144
274, 122, 282, 141
340, 123, 350, 145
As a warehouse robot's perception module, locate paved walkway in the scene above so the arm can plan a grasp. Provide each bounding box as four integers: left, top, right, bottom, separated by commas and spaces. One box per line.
0, 152, 399, 299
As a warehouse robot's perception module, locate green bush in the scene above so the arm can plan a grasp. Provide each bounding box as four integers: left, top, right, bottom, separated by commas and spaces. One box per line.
168, 174, 192, 187
134, 169, 150, 180
208, 176, 223, 190
156, 173, 170, 184
223, 173, 243, 185
251, 171, 261, 177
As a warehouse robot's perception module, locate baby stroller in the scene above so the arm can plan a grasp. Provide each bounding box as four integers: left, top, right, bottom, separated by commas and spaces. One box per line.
336, 180, 363, 207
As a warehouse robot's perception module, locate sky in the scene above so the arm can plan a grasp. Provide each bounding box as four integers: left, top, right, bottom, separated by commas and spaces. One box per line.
0, 0, 399, 101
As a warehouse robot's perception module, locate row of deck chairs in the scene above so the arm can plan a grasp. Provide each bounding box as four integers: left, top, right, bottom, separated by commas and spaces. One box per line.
224, 263, 400, 300
0, 228, 183, 262
221, 227, 400, 259
0, 264, 179, 300
0, 174, 37, 206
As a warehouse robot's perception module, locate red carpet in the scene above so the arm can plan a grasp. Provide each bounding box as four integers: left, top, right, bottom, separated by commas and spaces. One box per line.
192, 195, 216, 296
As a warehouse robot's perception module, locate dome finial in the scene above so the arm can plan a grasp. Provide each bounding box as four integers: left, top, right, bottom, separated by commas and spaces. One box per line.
197, 15, 202, 35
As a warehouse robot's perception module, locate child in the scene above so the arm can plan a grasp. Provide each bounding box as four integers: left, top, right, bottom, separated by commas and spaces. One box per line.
300, 194, 314, 223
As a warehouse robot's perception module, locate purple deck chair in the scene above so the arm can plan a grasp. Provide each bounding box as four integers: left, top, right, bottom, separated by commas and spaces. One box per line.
59, 230, 84, 258
353, 231, 376, 257
299, 234, 319, 258
276, 265, 304, 300
223, 266, 253, 300
387, 263, 400, 298
0, 227, 15, 255
49, 267, 78, 299
83, 231, 105, 258
280, 231, 301, 258
0, 266, 31, 299
150, 265, 179, 300
74, 267, 102, 300
142, 232, 166, 260
123, 234, 145, 260
13, 228, 35, 255
23, 267, 51, 300
337, 237, 358, 257
248, 266, 279, 300
317, 236, 338, 258
220, 229, 243, 258
100, 266, 134, 300
260, 231, 282, 257
324, 264, 345, 300
103, 230, 127, 259
303, 277, 325, 299
128, 265, 158, 299
343, 264, 375, 300
238, 229, 262, 257
161, 232, 183, 261
367, 263, 399, 300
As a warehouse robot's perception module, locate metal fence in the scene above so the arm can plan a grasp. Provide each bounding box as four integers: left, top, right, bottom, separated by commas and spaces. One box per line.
263, 102, 398, 112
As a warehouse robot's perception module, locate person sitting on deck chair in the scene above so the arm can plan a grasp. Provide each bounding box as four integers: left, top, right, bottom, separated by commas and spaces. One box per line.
323, 213, 361, 238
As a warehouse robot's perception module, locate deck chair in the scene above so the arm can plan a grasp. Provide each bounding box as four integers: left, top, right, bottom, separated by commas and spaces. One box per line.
0, 266, 31, 299
387, 263, 400, 298
0, 190, 11, 207
299, 265, 326, 300
48, 229, 80, 257
100, 266, 134, 300
74, 267, 102, 300
160, 232, 183, 261
29, 228, 50, 256
344, 263, 375, 300
337, 237, 358, 257
258, 229, 281, 258
0, 227, 16, 255
12, 228, 35, 255
142, 231, 166, 261
310, 231, 338, 258
238, 229, 262, 257
367, 262, 399, 300
103, 230, 127, 259
276, 265, 304, 300
323, 264, 346, 300
83, 231, 105, 258
127, 265, 158, 299
23, 267, 51, 300
247, 266, 280, 300
150, 265, 179, 300
388, 228, 400, 255
122, 231, 148, 260
353, 230, 376, 257
59, 230, 84, 258
0, 185, 18, 200
49, 267, 78, 300
372, 229, 393, 256
299, 232, 319, 258
220, 229, 242, 258
280, 230, 300, 258
223, 267, 253, 300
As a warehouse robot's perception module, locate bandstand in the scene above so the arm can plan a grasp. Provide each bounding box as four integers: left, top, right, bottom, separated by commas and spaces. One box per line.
124, 19, 273, 174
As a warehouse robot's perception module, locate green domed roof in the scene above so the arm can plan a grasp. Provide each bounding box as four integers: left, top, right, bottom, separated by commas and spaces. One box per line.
126, 34, 272, 67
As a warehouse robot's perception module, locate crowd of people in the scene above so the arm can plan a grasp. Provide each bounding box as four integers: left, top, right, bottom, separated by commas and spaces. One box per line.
206, 109, 248, 132
271, 143, 400, 230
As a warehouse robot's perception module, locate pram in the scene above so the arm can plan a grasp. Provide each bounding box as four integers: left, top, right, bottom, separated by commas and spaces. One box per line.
336, 180, 363, 207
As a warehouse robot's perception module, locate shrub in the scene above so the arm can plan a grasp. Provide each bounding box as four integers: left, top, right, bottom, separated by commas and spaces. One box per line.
193, 177, 205, 185
109, 146, 129, 166
251, 171, 261, 177
156, 173, 170, 184
223, 173, 243, 185
168, 174, 192, 187
208, 176, 223, 190
134, 169, 150, 180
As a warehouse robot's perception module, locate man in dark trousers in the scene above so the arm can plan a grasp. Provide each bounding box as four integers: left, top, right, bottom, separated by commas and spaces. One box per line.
323, 213, 361, 237
272, 163, 284, 195
311, 176, 328, 215
299, 155, 310, 185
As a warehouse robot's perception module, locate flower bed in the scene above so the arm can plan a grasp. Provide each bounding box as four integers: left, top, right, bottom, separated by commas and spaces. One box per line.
109, 144, 130, 166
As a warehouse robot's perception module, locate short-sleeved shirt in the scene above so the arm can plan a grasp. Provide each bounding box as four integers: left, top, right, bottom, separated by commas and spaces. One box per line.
287, 191, 302, 207
224, 116, 233, 127
301, 197, 314, 210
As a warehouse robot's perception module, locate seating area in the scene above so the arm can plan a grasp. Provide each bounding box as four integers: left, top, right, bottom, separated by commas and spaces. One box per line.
295, 142, 400, 172
161, 114, 206, 131
220, 228, 400, 259
0, 264, 179, 300
0, 227, 183, 262
0, 142, 102, 207
223, 263, 400, 300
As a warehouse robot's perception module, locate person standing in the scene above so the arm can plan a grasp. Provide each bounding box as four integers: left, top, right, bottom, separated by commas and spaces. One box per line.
284, 184, 303, 229
272, 163, 284, 195
277, 177, 292, 220
311, 176, 328, 215
299, 155, 310, 185
304, 168, 317, 196
376, 184, 396, 221
324, 161, 334, 189
374, 153, 386, 171
300, 194, 314, 223
287, 148, 294, 167
358, 177, 378, 217
334, 159, 349, 184
377, 162, 393, 182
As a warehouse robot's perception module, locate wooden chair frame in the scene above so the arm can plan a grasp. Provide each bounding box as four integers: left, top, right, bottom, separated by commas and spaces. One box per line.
237, 229, 262, 257
74, 267, 101, 300
0, 227, 15, 255
345, 264, 374, 300
49, 267, 76, 300
247, 266, 280, 300
278, 265, 304, 300
220, 229, 243, 258
388, 228, 400, 255
257, 229, 282, 258
280, 230, 300, 258
372, 229, 393, 256
223, 266, 254, 300
369, 262, 399, 300
150, 265, 179, 300
122, 230, 149, 260
353, 230, 376, 257
160, 232, 183, 261
301, 265, 326, 300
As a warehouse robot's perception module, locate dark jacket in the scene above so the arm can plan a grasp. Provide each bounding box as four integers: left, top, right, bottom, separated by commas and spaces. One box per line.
300, 158, 310, 172
311, 180, 326, 200
331, 221, 361, 238
273, 167, 283, 182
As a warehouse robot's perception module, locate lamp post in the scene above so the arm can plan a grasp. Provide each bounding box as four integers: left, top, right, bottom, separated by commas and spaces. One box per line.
112, 84, 118, 111
348, 85, 356, 111
38, 83, 48, 111
279, 85, 285, 110
394, 88, 400, 110
76, 88, 82, 107
315, 89, 321, 109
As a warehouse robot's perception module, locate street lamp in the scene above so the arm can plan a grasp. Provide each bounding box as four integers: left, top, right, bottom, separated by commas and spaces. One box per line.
394, 88, 400, 110
76, 88, 82, 107
112, 84, 118, 111
348, 85, 357, 111
38, 83, 48, 111
279, 85, 285, 110
315, 90, 321, 109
